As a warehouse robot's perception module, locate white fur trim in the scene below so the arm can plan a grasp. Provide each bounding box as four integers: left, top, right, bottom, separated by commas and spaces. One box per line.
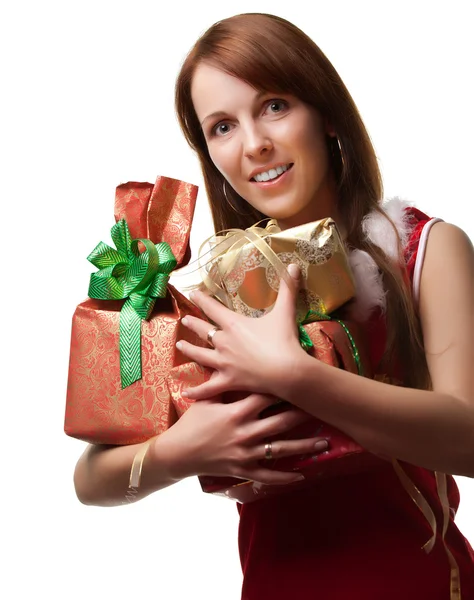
361, 196, 413, 260
346, 249, 387, 321
346, 197, 417, 322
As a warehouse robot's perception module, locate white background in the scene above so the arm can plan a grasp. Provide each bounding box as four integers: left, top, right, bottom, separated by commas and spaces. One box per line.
2, 1, 473, 599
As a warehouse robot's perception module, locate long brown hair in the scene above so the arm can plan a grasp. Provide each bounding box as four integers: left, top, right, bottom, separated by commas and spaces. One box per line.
175, 12, 430, 389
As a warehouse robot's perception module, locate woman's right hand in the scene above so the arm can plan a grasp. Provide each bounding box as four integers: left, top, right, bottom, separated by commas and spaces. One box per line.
151, 394, 329, 486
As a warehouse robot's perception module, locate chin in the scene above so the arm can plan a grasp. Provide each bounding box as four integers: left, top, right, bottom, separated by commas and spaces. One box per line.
267, 203, 311, 224
252, 198, 304, 220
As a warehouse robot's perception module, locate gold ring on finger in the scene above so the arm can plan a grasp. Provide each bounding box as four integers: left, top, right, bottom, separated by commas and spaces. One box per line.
206, 326, 220, 348
264, 442, 273, 461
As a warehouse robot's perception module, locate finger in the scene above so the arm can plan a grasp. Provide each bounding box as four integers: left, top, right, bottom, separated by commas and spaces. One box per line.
191, 394, 223, 405
175, 340, 219, 370
181, 315, 224, 348
189, 372, 224, 403
236, 393, 280, 417
273, 263, 300, 316
242, 467, 304, 486
250, 408, 313, 439
181, 315, 220, 344
189, 290, 235, 327
183, 372, 230, 400
248, 437, 329, 463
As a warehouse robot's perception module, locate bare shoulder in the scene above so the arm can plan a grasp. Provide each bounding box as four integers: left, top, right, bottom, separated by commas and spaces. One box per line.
419, 220, 473, 326
418, 220, 473, 402
420, 221, 473, 312
424, 220, 473, 257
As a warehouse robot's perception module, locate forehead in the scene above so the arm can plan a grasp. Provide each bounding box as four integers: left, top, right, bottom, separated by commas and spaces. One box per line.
191, 62, 262, 122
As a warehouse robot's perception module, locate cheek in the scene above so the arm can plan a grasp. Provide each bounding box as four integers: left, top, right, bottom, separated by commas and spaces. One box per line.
208, 138, 241, 180
284, 112, 328, 161
297, 123, 327, 158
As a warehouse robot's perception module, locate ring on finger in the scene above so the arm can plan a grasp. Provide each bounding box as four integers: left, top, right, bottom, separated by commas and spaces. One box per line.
264, 442, 273, 461
207, 326, 220, 348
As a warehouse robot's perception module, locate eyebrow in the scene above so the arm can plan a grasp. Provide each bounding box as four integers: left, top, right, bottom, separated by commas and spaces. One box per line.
199, 90, 271, 127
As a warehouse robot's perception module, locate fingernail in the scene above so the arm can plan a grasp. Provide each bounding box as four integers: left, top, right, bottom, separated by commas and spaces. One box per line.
288, 263, 300, 279
314, 440, 329, 452
182, 390, 189, 398
181, 317, 189, 326
176, 341, 183, 351
293, 474, 305, 481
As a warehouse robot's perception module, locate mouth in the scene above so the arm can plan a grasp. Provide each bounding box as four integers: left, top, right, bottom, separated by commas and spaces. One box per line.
250, 163, 294, 187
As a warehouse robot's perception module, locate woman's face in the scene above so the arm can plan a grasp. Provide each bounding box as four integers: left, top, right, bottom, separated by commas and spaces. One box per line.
191, 62, 340, 230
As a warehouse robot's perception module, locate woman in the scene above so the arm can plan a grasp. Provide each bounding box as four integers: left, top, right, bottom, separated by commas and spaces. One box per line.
74, 13, 474, 599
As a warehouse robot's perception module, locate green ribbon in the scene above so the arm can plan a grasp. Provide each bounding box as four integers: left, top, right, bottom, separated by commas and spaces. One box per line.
87, 219, 177, 388
298, 310, 363, 376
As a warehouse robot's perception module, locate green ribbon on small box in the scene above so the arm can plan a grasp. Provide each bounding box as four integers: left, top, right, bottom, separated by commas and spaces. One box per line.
87, 219, 177, 388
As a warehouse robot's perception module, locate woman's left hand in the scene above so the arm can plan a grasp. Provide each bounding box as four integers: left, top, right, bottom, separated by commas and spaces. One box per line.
177, 264, 306, 400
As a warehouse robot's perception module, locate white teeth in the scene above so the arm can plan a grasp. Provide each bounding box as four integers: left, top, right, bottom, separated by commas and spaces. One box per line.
254, 164, 290, 182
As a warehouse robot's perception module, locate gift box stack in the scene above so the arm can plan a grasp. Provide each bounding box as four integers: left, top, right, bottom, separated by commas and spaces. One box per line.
64, 176, 383, 504
172, 217, 383, 502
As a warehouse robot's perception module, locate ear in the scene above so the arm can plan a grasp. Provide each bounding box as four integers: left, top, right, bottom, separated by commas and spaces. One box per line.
324, 117, 337, 137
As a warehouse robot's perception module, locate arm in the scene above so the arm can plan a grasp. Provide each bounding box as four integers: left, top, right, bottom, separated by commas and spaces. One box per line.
74, 393, 326, 507
74, 435, 180, 508
282, 223, 474, 476
178, 224, 474, 476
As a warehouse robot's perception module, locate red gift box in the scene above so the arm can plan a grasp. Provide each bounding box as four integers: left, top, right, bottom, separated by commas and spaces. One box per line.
64, 176, 210, 445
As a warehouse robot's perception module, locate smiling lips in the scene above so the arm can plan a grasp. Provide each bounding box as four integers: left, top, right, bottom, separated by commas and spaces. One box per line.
251, 163, 293, 186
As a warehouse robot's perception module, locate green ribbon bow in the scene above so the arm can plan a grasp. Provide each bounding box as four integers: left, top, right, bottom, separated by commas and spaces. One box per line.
87, 219, 177, 388
297, 310, 362, 376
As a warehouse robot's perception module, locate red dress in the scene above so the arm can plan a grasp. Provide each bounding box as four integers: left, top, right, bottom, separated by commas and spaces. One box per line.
237, 208, 474, 599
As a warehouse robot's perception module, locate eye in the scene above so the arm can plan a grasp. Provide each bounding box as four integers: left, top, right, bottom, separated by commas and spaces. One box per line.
264, 99, 289, 115
212, 122, 233, 137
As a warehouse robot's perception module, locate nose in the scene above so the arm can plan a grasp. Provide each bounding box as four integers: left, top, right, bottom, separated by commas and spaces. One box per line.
242, 122, 273, 158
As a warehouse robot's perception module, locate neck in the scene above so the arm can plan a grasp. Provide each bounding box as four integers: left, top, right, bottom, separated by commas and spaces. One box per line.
276, 175, 346, 238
